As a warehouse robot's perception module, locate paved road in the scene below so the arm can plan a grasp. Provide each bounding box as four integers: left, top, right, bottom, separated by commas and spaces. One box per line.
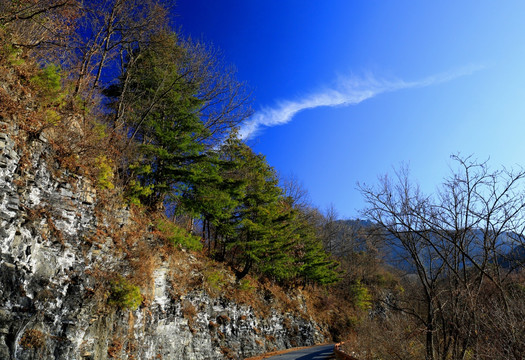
261, 344, 335, 360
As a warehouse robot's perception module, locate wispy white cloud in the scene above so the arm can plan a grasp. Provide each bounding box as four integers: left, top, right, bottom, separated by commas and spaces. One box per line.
239, 65, 484, 140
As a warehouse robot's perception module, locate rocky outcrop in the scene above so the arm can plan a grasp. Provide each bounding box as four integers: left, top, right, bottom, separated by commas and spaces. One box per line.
0, 126, 326, 359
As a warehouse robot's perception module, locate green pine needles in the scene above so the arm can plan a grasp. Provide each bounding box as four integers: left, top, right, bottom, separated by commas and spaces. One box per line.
105, 36, 340, 285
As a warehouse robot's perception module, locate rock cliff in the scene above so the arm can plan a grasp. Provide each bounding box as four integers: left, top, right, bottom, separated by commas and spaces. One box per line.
0, 125, 327, 360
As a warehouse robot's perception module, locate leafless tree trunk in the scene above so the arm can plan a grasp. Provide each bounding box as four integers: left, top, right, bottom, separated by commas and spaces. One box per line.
69, 0, 169, 99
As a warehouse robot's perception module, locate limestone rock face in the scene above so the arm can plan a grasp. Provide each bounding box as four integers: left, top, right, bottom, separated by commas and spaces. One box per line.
0, 128, 326, 360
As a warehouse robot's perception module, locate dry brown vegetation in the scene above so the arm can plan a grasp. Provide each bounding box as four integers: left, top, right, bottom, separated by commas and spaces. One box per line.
19, 329, 47, 350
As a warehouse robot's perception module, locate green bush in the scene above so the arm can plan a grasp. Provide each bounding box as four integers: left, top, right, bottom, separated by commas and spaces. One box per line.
95, 155, 114, 190
124, 163, 154, 205
92, 121, 108, 140
156, 218, 202, 251
30, 63, 65, 105
350, 280, 372, 311
108, 277, 143, 310
45, 109, 61, 125
7, 45, 24, 66
237, 278, 255, 292
205, 269, 227, 291
125, 179, 154, 206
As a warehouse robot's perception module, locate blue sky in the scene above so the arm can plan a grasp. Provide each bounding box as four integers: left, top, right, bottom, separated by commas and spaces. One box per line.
174, 1, 525, 219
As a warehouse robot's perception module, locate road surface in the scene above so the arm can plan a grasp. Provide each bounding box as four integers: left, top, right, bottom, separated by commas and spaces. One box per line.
260, 344, 335, 360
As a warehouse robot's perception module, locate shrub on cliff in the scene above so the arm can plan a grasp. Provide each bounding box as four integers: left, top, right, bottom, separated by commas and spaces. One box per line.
109, 277, 143, 311
156, 217, 203, 251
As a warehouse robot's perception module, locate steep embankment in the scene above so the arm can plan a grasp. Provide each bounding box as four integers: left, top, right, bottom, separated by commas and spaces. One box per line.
0, 125, 327, 360
0, 69, 328, 359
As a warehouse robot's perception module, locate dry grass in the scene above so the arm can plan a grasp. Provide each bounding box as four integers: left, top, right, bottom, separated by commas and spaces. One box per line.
19, 329, 46, 350
107, 337, 123, 358
341, 315, 425, 360
182, 301, 197, 324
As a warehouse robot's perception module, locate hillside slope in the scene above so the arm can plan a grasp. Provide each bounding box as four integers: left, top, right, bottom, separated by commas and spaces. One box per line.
0, 56, 329, 360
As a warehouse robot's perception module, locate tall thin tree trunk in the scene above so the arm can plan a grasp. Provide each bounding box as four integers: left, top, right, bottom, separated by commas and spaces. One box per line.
427, 302, 435, 360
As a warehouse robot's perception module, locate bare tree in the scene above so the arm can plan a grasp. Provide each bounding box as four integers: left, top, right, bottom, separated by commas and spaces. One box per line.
0, 0, 79, 52
359, 156, 525, 360
68, 0, 169, 98
180, 38, 253, 144
280, 175, 311, 211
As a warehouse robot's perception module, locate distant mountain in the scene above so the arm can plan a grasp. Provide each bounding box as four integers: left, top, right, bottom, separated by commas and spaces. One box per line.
332, 220, 525, 274
496, 244, 525, 270
327, 219, 375, 257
